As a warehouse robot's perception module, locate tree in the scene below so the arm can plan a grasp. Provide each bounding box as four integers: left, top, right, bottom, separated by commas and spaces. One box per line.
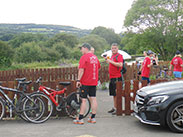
71, 47, 81, 60
123, 0, 183, 60
52, 42, 70, 59
40, 47, 61, 62
0, 41, 14, 67
121, 32, 145, 54
0, 33, 14, 41
46, 33, 79, 48
9, 33, 49, 48
91, 26, 121, 45
15, 42, 43, 63
80, 34, 110, 55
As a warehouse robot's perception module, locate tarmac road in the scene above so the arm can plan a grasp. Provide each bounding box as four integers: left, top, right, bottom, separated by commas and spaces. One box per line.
0, 90, 182, 137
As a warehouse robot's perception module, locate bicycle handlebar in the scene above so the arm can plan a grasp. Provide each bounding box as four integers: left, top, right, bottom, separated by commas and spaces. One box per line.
36, 77, 42, 84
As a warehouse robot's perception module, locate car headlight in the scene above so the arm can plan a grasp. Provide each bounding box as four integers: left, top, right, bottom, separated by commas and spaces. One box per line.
147, 95, 169, 106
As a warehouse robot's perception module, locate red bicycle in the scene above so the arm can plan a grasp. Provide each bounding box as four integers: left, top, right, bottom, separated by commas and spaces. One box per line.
36, 77, 91, 119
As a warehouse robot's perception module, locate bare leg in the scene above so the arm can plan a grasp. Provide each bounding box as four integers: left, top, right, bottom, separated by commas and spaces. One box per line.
79, 98, 87, 115
89, 97, 97, 114
113, 96, 117, 109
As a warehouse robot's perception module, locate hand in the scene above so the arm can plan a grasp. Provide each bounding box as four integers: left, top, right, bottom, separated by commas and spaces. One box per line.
106, 58, 111, 64
168, 71, 172, 76
137, 71, 141, 75
76, 81, 81, 88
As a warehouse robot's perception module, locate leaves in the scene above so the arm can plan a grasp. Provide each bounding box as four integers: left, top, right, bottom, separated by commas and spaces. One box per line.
123, 0, 183, 60
80, 34, 110, 55
91, 26, 121, 45
0, 41, 14, 67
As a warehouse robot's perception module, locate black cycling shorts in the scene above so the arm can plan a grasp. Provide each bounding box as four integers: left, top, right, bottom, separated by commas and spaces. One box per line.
80, 85, 96, 98
109, 77, 122, 96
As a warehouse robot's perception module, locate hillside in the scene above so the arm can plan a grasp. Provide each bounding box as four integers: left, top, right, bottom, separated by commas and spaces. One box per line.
0, 23, 91, 37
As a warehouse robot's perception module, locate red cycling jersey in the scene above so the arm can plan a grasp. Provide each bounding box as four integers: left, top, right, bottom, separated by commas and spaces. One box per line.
109, 53, 123, 79
141, 57, 151, 78
79, 53, 101, 86
171, 56, 183, 72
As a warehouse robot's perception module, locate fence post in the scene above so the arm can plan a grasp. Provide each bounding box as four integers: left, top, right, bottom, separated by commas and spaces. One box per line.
124, 81, 131, 115
116, 81, 122, 115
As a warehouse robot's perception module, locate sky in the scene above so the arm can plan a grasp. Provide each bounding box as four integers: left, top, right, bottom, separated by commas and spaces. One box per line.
0, 0, 134, 33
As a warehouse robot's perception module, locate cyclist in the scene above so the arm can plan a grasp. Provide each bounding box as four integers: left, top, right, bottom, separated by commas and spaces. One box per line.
105, 43, 123, 115
169, 50, 183, 78
139, 50, 153, 88
74, 43, 101, 124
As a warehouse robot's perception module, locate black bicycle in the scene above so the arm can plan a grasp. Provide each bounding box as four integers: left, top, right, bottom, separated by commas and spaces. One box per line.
0, 78, 51, 124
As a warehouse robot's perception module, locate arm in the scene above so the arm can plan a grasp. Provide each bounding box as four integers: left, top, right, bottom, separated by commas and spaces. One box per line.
147, 58, 153, 68
168, 64, 173, 76
181, 59, 183, 67
155, 57, 159, 65
76, 68, 84, 88
147, 62, 153, 68
77, 68, 84, 81
105, 54, 123, 68
169, 64, 173, 71
106, 59, 123, 67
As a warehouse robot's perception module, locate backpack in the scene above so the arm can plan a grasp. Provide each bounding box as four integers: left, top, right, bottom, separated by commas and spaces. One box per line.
115, 54, 127, 74
121, 59, 127, 74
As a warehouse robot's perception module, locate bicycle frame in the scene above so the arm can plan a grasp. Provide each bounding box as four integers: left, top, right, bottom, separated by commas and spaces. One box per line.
0, 86, 23, 109
35, 78, 91, 119
0, 86, 38, 113
38, 86, 66, 106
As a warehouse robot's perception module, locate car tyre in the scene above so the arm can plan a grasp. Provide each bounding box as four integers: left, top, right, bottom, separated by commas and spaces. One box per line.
166, 101, 183, 133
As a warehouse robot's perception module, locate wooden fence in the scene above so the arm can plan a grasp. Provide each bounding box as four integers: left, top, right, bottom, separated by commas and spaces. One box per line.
116, 79, 172, 115
0, 61, 170, 83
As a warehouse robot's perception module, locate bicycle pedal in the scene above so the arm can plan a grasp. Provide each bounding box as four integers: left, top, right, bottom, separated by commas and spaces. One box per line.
56, 106, 63, 111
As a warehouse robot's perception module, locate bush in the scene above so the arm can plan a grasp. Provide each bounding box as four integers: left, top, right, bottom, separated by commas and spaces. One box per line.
0, 41, 14, 67
15, 42, 43, 63
52, 42, 71, 59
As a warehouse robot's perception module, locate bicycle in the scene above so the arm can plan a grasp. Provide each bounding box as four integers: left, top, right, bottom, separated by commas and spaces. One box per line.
156, 65, 171, 79
0, 78, 51, 124
36, 77, 91, 119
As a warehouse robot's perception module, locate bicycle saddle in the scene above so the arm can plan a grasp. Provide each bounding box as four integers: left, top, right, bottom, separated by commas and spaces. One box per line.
20, 80, 32, 85
59, 82, 71, 86
15, 78, 26, 82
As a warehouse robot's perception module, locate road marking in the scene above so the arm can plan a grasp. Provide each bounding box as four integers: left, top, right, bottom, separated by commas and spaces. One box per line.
76, 135, 96, 137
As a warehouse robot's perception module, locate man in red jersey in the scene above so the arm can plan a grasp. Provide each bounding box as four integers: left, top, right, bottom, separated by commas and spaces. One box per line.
73, 43, 100, 124
139, 50, 153, 88
169, 51, 183, 78
105, 43, 123, 115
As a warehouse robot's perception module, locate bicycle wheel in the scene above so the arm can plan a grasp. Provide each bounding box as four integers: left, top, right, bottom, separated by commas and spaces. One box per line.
0, 98, 5, 120
18, 96, 33, 122
18, 97, 29, 122
23, 93, 53, 124
65, 92, 91, 118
